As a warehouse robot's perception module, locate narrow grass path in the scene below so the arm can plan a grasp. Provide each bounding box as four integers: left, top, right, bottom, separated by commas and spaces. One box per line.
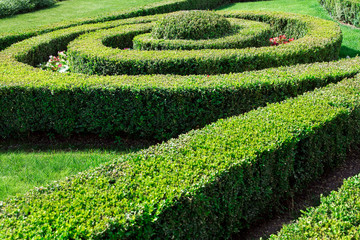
1, 0, 359, 209
0, 0, 163, 201
218, 0, 360, 58
0, 150, 117, 201
0, 137, 156, 201
0, 0, 163, 33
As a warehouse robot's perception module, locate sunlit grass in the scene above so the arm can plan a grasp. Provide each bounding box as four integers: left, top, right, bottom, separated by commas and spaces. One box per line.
218, 0, 360, 58
0, 0, 163, 33
0, 149, 123, 200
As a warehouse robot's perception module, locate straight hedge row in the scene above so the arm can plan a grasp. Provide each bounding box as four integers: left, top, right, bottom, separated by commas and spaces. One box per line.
319, 0, 360, 27
132, 18, 272, 50
68, 11, 342, 76
0, 0, 253, 51
270, 173, 360, 239
0, 10, 357, 140
2, 75, 360, 239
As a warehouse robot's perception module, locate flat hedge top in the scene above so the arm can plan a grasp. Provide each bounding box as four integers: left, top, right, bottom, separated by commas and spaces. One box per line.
66, 11, 341, 73
151, 10, 232, 40
132, 18, 271, 50
1, 74, 360, 238
0, 10, 348, 90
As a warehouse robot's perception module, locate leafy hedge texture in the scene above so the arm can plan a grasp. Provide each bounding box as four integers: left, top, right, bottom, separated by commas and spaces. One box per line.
68, 11, 342, 76
0, 11, 352, 140
0, 0, 253, 51
133, 18, 271, 50
0, 0, 56, 18
2, 75, 360, 239
319, 0, 360, 27
151, 10, 232, 40
1, 0, 360, 238
270, 173, 360, 239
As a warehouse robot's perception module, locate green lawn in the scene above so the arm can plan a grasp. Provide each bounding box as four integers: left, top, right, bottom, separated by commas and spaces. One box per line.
218, 0, 360, 58
1, 0, 360, 202
0, 0, 163, 201
0, 0, 163, 33
0, 150, 118, 201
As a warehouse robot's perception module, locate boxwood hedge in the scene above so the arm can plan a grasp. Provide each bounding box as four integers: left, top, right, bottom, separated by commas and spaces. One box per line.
1, 75, 360, 239
0, 0, 57, 19
0, 0, 256, 51
150, 10, 233, 40
0, 10, 356, 140
133, 18, 271, 50
319, 0, 360, 27
270, 173, 360, 239
68, 11, 342, 76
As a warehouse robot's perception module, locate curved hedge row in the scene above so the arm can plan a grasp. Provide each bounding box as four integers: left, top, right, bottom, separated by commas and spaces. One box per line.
132, 18, 271, 50
0, 0, 57, 19
2, 75, 360, 239
270, 173, 360, 239
68, 11, 342, 76
0, 1, 360, 238
150, 10, 233, 40
0, 11, 353, 140
0, 0, 255, 51
319, 0, 360, 27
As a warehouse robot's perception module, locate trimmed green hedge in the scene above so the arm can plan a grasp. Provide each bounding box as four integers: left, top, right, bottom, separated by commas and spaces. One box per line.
0, 11, 356, 140
0, 0, 254, 51
133, 18, 271, 50
68, 11, 342, 76
1, 75, 360, 239
151, 10, 232, 40
270, 173, 360, 239
319, 0, 360, 27
0, 0, 56, 19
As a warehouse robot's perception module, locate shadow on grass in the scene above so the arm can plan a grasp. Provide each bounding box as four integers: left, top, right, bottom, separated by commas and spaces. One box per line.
217, 0, 272, 10
340, 45, 360, 58
1, 3, 61, 20
0, 132, 159, 153
231, 145, 360, 240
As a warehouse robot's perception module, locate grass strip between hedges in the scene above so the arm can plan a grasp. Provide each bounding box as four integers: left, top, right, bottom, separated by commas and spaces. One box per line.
0, 10, 351, 140
1, 75, 360, 239
270, 173, 360, 239
67, 11, 342, 76
0, 0, 252, 51
132, 18, 271, 50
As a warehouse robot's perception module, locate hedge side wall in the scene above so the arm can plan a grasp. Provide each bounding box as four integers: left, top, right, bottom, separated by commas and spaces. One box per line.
0, 12, 353, 140
319, 0, 360, 27
270, 172, 360, 239
1, 76, 360, 239
0, 0, 252, 51
67, 11, 342, 76
132, 18, 272, 50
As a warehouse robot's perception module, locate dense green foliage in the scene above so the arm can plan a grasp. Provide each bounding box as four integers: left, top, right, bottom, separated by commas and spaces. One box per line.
1, 0, 360, 238
319, 0, 360, 27
68, 11, 342, 76
2, 76, 360, 239
0, 0, 57, 18
0, 11, 351, 141
270, 172, 360, 239
133, 18, 271, 50
0, 0, 249, 51
151, 10, 232, 40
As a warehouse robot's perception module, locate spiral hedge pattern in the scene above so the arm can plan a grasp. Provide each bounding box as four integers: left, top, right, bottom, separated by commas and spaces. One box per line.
2, 0, 360, 238
133, 18, 271, 50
